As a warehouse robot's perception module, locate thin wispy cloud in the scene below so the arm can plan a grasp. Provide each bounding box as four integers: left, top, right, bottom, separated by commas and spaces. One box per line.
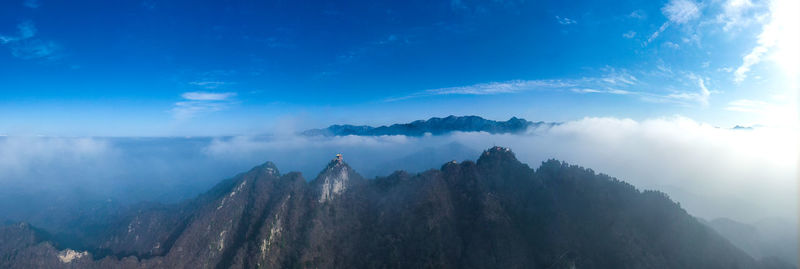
181, 91, 236, 101
387, 68, 643, 102
600, 69, 638, 85
644, 0, 700, 46
726, 99, 770, 113
10, 39, 61, 60
572, 88, 632, 95
390, 66, 714, 107
172, 91, 237, 119
622, 31, 636, 39
665, 76, 711, 105
0, 21, 62, 60
645, 22, 670, 46
629, 10, 647, 19
717, 0, 758, 31
725, 97, 797, 126
663, 0, 701, 24
386, 79, 576, 102
663, 41, 680, 49
23, 0, 40, 8
555, 16, 577, 25
0, 21, 36, 44
188, 81, 229, 89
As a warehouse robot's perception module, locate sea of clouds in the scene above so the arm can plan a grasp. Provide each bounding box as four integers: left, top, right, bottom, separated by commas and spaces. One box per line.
1, 116, 796, 225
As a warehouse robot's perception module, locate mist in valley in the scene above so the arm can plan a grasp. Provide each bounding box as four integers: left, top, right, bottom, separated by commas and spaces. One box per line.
2, 116, 796, 224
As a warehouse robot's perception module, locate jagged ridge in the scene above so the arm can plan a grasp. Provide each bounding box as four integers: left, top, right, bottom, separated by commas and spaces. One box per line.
0, 147, 793, 269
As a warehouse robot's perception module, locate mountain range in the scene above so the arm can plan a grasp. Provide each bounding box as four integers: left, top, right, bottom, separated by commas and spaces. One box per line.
1, 146, 794, 268
302, 115, 552, 136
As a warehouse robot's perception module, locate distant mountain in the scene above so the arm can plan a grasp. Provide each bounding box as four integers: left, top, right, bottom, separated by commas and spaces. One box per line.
706, 217, 798, 266
1, 147, 794, 268
302, 115, 553, 136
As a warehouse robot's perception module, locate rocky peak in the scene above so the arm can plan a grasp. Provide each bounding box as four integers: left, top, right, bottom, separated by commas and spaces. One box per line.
477, 146, 519, 166
315, 154, 353, 203
256, 161, 280, 177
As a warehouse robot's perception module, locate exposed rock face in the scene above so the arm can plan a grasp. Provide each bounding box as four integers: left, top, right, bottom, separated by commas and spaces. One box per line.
316, 158, 357, 203
57, 249, 88, 263
0, 147, 794, 269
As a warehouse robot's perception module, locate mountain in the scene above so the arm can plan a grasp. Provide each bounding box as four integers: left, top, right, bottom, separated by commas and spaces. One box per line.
1, 147, 794, 268
705, 217, 798, 266
302, 115, 552, 136
361, 142, 479, 177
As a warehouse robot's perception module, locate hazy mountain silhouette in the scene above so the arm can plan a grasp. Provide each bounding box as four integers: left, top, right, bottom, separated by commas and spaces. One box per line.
1, 147, 793, 268
705, 217, 798, 266
302, 115, 552, 136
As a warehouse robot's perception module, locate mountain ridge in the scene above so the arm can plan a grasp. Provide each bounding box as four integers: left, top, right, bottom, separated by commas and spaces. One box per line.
0, 146, 794, 268
302, 115, 553, 136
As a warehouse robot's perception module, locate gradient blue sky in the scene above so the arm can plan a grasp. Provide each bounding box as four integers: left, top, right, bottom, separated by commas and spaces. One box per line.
1, 0, 796, 136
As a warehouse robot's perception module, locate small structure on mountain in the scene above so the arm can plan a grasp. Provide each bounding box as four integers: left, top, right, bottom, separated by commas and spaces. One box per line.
335, 153, 343, 162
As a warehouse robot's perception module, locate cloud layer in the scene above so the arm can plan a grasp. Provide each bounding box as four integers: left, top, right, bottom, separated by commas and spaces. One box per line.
1, 117, 796, 226
205, 116, 797, 223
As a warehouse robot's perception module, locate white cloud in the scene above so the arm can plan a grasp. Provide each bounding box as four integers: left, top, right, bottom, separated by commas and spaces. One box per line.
188, 81, 229, 90
572, 88, 632, 95
2, 116, 795, 225
726, 97, 797, 126
387, 68, 717, 107
555, 16, 577, 25
600, 68, 638, 85
0, 137, 109, 183
644, 22, 670, 46
717, 0, 757, 31
172, 92, 237, 119
428, 80, 573, 95
608, 89, 633, 95
204, 116, 798, 223
388, 68, 641, 101
386, 79, 577, 101
622, 31, 636, 39
572, 88, 603, 93
662, 0, 701, 24
629, 10, 646, 19
665, 75, 711, 105
734, 0, 799, 82
726, 99, 770, 112
645, 0, 701, 47
663, 41, 680, 49
181, 91, 236, 101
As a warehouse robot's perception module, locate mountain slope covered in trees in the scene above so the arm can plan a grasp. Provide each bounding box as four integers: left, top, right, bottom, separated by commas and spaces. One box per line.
0, 147, 793, 268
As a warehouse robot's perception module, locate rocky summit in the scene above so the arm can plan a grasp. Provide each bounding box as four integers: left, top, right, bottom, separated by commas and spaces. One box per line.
0, 147, 793, 269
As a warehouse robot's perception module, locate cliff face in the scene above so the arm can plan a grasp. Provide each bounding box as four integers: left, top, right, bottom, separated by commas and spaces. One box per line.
0, 147, 792, 269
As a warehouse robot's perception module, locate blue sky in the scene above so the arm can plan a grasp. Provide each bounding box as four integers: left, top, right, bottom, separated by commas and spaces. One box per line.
0, 0, 796, 136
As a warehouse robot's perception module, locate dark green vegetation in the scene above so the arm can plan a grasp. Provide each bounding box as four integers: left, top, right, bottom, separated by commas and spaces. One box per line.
0, 147, 793, 268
